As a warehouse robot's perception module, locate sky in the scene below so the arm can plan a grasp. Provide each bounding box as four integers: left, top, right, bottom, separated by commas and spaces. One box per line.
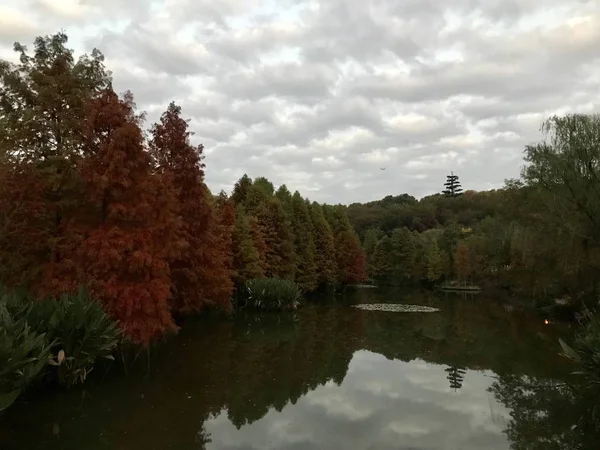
1, 0, 599, 204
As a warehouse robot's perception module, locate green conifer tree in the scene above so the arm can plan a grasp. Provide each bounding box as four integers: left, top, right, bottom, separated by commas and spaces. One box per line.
290, 192, 317, 291
309, 201, 337, 286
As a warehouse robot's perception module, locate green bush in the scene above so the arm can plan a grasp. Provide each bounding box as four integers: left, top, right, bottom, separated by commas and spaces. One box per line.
0, 293, 52, 412
0, 286, 121, 411
244, 278, 301, 311
27, 287, 122, 386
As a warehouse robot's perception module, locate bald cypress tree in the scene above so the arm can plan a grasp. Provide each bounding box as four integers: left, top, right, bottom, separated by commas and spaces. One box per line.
291, 191, 317, 291
309, 201, 337, 287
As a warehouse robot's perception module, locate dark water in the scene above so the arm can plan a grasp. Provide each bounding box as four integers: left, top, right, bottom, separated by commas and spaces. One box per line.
0, 287, 597, 450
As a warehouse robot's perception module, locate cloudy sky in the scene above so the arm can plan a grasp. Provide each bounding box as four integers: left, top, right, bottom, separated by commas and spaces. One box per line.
1, 0, 599, 203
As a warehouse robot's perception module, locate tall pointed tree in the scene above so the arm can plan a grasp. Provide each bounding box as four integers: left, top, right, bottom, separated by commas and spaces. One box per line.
390, 227, 417, 281
149, 102, 232, 314
78, 89, 176, 344
324, 204, 367, 284
309, 202, 337, 286
291, 191, 317, 291
231, 174, 253, 206
425, 240, 444, 282
231, 206, 265, 284
260, 199, 296, 280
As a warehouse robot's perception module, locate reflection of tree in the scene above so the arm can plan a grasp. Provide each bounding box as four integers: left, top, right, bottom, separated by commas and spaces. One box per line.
194, 426, 212, 447
0, 305, 365, 450
489, 374, 600, 450
445, 366, 466, 391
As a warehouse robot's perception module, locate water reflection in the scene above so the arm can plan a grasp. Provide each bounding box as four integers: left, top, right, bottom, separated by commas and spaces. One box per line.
0, 287, 596, 450
204, 351, 510, 450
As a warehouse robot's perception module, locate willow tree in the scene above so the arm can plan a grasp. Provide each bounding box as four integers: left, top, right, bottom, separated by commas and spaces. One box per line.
523, 114, 600, 289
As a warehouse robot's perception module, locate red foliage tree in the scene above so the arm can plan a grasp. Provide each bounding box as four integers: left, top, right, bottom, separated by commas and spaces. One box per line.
77, 89, 176, 344
0, 161, 51, 289
337, 231, 367, 284
149, 102, 232, 314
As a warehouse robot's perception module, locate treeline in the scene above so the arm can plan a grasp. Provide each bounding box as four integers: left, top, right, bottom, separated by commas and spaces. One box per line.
229, 175, 366, 292
351, 115, 600, 306
0, 33, 365, 345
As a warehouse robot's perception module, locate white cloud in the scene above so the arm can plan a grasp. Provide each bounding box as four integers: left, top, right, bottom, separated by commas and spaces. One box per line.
2, 0, 600, 202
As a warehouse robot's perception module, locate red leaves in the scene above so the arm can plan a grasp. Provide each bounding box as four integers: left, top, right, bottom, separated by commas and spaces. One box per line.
77, 89, 176, 344
150, 103, 233, 316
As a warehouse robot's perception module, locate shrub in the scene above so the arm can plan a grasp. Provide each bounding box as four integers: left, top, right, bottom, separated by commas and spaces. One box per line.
0, 285, 121, 404
244, 278, 301, 311
26, 287, 122, 386
559, 309, 600, 387
0, 293, 52, 412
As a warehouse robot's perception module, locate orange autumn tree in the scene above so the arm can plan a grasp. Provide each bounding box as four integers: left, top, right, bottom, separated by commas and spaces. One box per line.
323, 204, 367, 285
149, 102, 232, 314
0, 161, 50, 288
78, 89, 176, 344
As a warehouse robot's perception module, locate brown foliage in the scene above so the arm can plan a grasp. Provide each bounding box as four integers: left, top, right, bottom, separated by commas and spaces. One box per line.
78, 89, 176, 344
149, 103, 232, 314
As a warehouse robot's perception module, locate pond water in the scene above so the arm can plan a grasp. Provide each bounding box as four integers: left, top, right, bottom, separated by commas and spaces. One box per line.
0, 287, 597, 450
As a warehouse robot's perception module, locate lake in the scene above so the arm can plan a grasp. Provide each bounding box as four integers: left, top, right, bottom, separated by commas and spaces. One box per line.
0, 286, 596, 450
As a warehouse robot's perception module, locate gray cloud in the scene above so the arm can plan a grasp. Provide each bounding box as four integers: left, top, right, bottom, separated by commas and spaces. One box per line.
3, 0, 600, 202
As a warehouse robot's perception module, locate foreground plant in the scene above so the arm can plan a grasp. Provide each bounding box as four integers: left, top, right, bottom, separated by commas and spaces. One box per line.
0, 293, 52, 411
27, 287, 122, 386
559, 309, 600, 387
244, 278, 301, 311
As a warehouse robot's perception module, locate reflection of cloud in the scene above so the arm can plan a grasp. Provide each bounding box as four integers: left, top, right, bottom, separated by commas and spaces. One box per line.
203, 350, 512, 449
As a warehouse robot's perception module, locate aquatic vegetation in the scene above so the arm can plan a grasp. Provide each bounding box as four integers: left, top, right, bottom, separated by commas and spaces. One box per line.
559, 309, 600, 387
244, 278, 302, 311
0, 295, 52, 411
0, 286, 120, 412
25, 287, 121, 386
352, 303, 440, 313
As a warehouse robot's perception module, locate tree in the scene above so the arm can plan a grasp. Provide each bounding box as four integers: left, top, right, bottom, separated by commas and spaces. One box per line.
390, 227, 416, 281
425, 240, 444, 282
290, 192, 317, 291
0, 32, 111, 295
231, 174, 253, 206
0, 161, 50, 289
309, 202, 337, 286
371, 236, 392, 279
445, 366, 466, 391
78, 89, 176, 344
523, 114, 600, 287
443, 172, 463, 197
363, 228, 383, 278
454, 240, 473, 283
149, 102, 232, 314
231, 206, 264, 284
323, 205, 367, 284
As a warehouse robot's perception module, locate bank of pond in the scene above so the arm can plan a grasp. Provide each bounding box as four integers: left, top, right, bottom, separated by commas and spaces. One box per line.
2, 283, 600, 449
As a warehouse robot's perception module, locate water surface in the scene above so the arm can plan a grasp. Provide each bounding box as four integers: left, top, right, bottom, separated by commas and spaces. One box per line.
1, 287, 595, 449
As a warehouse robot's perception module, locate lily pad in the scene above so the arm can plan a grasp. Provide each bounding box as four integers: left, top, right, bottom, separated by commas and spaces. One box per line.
352, 303, 440, 313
